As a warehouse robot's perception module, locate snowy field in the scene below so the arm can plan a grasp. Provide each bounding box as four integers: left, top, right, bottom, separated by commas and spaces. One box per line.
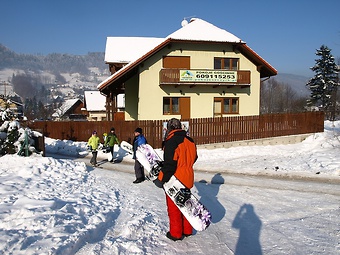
0, 121, 339, 254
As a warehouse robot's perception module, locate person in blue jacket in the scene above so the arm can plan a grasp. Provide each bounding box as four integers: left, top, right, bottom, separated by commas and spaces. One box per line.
132, 127, 147, 183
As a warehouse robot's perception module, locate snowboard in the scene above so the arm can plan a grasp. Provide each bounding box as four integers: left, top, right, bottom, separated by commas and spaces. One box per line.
135, 144, 163, 181
102, 146, 113, 161
136, 144, 212, 231
120, 141, 133, 154
163, 175, 212, 231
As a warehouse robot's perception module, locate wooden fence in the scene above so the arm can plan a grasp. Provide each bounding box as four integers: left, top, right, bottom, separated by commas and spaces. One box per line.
24, 111, 325, 148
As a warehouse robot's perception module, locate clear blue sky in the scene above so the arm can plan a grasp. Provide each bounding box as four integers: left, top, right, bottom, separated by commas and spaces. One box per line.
1, 0, 339, 77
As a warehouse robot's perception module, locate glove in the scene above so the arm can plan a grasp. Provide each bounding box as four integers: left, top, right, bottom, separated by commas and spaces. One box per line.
153, 178, 164, 188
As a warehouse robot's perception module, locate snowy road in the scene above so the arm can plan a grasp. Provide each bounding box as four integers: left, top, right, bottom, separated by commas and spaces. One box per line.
75, 154, 339, 195
69, 155, 339, 255
2, 122, 340, 254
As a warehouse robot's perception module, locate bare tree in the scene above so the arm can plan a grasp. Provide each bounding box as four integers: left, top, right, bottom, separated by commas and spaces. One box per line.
261, 78, 307, 114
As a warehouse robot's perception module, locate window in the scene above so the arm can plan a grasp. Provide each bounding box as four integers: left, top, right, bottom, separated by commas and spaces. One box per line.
163, 56, 190, 68
163, 97, 180, 114
214, 97, 239, 115
214, 58, 239, 70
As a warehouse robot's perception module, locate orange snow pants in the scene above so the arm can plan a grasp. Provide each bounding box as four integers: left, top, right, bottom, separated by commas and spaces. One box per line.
166, 195, 192, 238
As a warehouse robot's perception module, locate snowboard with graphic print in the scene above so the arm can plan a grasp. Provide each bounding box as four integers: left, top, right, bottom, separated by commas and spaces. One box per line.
135, 144, 163, 181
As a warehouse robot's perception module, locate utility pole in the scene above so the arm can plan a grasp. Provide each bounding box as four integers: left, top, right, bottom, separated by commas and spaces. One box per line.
1, 81, 8, 96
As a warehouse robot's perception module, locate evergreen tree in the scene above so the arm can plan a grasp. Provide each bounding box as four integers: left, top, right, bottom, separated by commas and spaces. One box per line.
24, 98, 34, 120
4, 123, 20, 154
0, 109, 19, 155
37, 100, 48, 120
306, 45, 339, 119
0, 107, 41, 156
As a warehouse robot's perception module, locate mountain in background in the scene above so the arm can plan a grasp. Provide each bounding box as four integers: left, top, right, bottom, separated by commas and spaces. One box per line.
0, 44, 107, 74
0, 43, 311, 103
0, 44, 110, 106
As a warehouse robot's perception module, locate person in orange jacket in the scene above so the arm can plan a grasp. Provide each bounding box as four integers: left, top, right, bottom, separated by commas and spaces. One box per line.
153, 118, 198, 241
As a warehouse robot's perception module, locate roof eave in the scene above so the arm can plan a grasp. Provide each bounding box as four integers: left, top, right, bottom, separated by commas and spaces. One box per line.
239, 44, 277, 78
98, 38, 172, 93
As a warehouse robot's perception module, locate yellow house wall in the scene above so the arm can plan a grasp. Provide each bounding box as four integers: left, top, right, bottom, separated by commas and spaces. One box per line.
134, 43, 261, 120
0, 99, 18, 110
88, 111, 106, 121
124, 74, 139, 120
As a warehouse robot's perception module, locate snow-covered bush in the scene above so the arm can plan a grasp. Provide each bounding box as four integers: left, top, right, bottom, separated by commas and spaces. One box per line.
0, 109, 43, 156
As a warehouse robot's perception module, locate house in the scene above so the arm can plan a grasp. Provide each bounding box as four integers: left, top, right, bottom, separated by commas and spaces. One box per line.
0, 82, 24, 119
0, 94, 24, 119
52, 98, 85, 121
83, 91, 107, 121
98, 18, 277, 121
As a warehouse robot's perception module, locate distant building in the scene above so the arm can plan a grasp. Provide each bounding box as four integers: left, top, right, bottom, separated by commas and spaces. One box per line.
83, 91, 106, 121
52, 98, 85, 121
0, 94, 24, 119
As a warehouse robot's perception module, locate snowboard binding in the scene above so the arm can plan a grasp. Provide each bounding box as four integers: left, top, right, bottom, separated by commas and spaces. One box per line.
145, 161, 163, 181
149, 161, 163, 177
175, 188, 191, 207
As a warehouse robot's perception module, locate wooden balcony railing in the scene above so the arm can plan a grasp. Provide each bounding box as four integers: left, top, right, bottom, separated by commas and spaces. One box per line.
159, 69, 251, 86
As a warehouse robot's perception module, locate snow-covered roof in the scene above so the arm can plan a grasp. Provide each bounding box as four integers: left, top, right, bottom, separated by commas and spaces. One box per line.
84, 91, 106, 111
104, 18, 243, 65
98, 18, 276, 91
105, 37, 164, 63
167, 18, 243, 43
52, 98, 81, 118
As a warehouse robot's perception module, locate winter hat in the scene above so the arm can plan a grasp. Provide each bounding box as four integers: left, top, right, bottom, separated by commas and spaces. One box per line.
92, 130, 97, 134
110, 127, 115, 132
167, 118, 182, 132
134, 127, 143, 134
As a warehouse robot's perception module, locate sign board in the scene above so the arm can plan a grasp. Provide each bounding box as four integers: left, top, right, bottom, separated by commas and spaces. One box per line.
180, 70, 237, 83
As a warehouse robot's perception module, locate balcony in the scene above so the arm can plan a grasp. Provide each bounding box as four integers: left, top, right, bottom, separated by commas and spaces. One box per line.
159, 69, 251, 88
